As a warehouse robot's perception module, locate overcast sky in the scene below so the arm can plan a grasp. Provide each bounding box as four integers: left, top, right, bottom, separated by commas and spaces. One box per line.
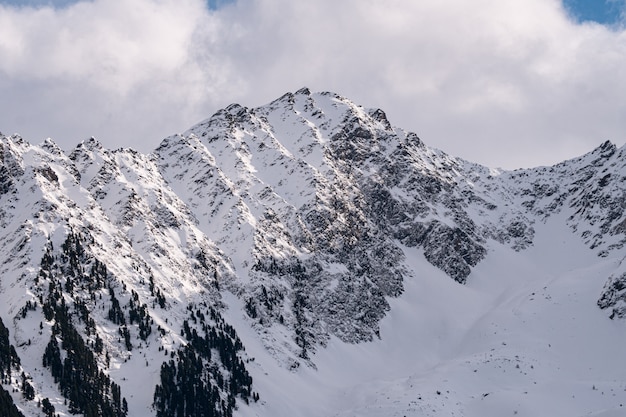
0, 0, 625, 169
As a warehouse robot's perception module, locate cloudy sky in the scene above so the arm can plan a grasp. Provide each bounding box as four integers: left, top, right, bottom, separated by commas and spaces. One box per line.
0, 0, 625, 169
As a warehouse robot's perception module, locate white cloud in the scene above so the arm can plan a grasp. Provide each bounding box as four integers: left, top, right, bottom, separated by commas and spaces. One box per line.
0, 0, 625, 168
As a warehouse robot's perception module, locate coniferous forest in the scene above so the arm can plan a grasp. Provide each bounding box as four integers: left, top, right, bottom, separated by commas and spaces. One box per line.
0, 317, 25, 417
153, 303, 257, 417
39, 233, 128, 417
5, 228, 258, 417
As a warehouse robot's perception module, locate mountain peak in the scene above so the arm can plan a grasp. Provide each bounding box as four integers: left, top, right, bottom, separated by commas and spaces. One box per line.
593, 139, 616, 155
295, 86, 311, 96
1, 90, 626, 417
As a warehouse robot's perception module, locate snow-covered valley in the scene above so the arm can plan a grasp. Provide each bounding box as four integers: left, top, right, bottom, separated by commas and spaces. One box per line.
232, 214, 626, 417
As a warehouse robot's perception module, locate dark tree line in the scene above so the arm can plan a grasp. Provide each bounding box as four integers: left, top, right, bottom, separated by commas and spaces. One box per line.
0, 317, 20, 383
42, 289, 128, 417
107, 286, 126, 326
153, 304, 257, 417
0, 386, 25, 417
0, 317, 25, 417
128, 290, 152, 341
39, 232, 129, 417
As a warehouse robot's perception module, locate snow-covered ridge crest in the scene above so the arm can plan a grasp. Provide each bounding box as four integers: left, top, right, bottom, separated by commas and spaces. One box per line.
1, 89, 626, 416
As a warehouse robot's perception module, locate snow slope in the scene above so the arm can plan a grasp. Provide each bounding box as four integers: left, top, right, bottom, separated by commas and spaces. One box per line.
228, 214, 626, 417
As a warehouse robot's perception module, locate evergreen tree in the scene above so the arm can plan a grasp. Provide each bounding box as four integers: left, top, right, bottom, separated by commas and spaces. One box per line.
0, 386, 25, 417
40, 232, 129, 417
0, 317, 20, 379
0, 318, 24, 417
41, 398, 55, 417
153, 306, 255, 417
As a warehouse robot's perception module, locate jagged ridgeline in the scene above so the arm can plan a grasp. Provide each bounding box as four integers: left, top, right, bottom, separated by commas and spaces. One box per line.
7, 228, 255, 417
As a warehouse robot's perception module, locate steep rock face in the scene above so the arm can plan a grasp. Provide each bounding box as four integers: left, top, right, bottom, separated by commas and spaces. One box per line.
156, 89, 524, 363
597, 255, 626, 319
156, 91, 409, 362
598, 270, 626, 318
498, 141, 626, 256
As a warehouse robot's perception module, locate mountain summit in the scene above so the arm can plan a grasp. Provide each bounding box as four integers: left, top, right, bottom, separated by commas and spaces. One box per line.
0, 89, 625, 416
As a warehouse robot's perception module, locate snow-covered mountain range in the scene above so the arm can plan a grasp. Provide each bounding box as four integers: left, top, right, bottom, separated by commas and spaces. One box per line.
0, 88, 625, 417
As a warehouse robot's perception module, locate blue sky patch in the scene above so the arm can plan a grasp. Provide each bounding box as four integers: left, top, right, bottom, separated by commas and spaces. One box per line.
563, 0, 625, 25
207, 0, 235, 10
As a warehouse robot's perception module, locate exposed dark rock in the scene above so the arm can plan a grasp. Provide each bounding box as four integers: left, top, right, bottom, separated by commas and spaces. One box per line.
598, 272, 626, 319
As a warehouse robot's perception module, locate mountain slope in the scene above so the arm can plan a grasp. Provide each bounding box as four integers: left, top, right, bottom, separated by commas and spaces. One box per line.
0, 88, 625, 416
